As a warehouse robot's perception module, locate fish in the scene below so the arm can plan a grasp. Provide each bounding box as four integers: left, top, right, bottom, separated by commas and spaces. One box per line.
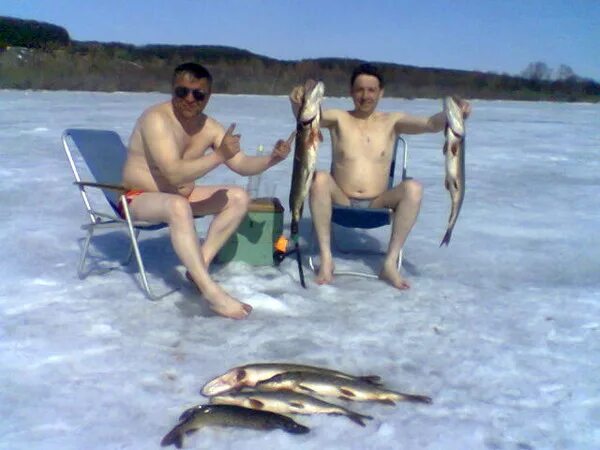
160, 404, 309, 448
254, 371, 432, 406
210, 390, 373, 427
201, 362, 383, 396
440, 95, 466, 246
289, 79, 325, 236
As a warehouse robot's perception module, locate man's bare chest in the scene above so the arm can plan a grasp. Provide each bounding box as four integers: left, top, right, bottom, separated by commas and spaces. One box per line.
173, 129, 213, 157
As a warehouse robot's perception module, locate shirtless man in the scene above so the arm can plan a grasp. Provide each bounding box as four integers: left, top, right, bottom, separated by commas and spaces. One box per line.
290, 63, 471, 289
122, 62, 292, 319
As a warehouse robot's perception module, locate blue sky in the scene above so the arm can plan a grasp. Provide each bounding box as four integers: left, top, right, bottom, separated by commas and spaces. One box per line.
2, 0, 599, 81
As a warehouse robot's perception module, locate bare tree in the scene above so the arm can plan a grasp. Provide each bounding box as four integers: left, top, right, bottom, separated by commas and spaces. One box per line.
555, 64, 577, 81
521, 61, 552, 81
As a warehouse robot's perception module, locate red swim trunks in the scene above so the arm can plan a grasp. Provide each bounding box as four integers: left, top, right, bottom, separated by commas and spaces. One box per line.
117, 189, 144, 219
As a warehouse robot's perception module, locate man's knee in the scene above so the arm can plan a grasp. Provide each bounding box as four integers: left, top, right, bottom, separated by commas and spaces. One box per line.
310, 171, 331, 195
167, 195, 194, 223
227, 186, 251, 212
403, 179, 423, 203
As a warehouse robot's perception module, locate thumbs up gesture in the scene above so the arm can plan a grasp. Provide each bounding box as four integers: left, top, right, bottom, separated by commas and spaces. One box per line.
270, 130, 295, 163
216, 123, 241, 161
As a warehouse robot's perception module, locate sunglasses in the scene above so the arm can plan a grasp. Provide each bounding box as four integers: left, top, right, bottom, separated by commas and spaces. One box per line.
174, 86, 208, 102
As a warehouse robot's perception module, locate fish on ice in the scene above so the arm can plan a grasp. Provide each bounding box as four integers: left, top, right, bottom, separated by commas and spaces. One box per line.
254, 371, 432, 405
161, 404, 309, 448
210, 390, 373, 426
201, 362, 382, 396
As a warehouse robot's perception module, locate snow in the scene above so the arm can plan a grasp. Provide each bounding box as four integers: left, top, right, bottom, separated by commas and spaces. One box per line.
1, 89, 599, 449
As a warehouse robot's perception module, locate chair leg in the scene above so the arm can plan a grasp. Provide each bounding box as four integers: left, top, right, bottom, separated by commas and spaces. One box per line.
307, 224, 318, 274
128, 233, 163, 301
307, 224, 380, 280
122, 203, 178, 301
120, 229, 139, 266
310, 225, 406, 280
77, 227, 95, 279
330, 222, 393, 255
78, 224, 134, 277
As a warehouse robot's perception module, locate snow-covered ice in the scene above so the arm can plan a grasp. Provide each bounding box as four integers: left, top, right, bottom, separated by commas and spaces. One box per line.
1, 89, 599, 449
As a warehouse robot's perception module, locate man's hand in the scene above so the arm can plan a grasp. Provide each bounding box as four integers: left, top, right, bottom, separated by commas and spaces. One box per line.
289, 84, 305, 105
216, 123, 241, 161
270, 130, 295, 164
456, 97, 472, 120
289, 84, 306, 117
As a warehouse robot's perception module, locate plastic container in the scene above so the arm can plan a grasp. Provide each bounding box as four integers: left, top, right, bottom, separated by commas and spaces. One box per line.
246, 144, 264, 198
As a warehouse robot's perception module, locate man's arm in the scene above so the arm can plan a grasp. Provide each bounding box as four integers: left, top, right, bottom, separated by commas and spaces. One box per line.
225, 131, 295, 176
394, 99, 471, 135
393, 111, 446, 135
140, 112, 232, 185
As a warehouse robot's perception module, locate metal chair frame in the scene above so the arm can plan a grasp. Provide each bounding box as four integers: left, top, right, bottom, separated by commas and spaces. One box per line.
62, 128, 190, 300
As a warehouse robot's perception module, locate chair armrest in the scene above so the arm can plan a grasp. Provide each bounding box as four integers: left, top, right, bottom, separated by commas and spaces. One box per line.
74, 181, 127, 192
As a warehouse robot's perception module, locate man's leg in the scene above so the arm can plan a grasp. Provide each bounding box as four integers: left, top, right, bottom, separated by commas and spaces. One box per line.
128, 191, 251, 319
370, 179, 423, 290
187, 185, 250, 266
308, 171, 350, 284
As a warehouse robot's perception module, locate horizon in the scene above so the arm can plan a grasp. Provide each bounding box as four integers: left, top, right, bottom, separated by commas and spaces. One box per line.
1, 0, 599, 82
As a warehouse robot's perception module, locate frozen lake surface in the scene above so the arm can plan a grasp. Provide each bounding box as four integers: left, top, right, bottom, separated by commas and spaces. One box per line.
1, 90, 599, 449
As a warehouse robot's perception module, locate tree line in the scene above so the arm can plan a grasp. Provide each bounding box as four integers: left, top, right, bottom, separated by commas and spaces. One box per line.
1, 16, 598, 102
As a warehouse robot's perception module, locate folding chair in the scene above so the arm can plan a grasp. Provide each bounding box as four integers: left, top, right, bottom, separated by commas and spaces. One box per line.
62, 128, 190, 300
308, 136, 409, 278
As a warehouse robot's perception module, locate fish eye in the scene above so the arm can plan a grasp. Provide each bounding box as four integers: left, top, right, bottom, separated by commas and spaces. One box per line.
236, 369, 246, 381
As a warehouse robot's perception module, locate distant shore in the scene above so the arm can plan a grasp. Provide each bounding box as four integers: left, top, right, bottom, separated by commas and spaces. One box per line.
1, 15, 599, 103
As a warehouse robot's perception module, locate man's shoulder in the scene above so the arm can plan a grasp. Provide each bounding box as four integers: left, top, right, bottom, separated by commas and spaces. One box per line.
321, 108, 350, 127
323, 108, 348, 118
138, 101, 172, 125
201, 115, 221, 130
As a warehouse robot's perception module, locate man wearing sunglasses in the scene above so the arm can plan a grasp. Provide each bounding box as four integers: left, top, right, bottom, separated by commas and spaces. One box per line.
122, 62, 293, 319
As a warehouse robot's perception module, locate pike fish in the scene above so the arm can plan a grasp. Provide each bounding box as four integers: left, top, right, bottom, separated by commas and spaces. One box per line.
440, 95, 466, 246
201, 362, 382, 396
160, 404, 309, 448
255, 371, 432, 406
210, 390, 373, 427
289, 79, 325, 236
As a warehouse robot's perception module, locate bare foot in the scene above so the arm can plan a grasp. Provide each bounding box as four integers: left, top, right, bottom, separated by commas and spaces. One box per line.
378, 261, 410, 290
315, 255, 335, 285
186, 271, 252, 319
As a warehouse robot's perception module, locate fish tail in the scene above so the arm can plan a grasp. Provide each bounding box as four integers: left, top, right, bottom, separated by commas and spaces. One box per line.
439, 228, 452, 247
397, 393, 433, 404
358, 375, 383, 385
346, 411, 374, 427
281, 419, 310, 434
160, 426, 184, 448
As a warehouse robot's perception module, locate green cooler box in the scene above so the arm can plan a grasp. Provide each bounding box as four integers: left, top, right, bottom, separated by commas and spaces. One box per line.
216, 197, 284, 265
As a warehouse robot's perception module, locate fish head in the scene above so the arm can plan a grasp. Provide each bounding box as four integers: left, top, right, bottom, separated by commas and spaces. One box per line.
298, 80, 325, 123
201, 367, 249, 396
444, 96, 465, 138
178, 404, 209, 422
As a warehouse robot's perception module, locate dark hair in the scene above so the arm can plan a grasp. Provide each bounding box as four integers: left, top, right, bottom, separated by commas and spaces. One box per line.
350, 63, 384, 88
172, 62, 213, 85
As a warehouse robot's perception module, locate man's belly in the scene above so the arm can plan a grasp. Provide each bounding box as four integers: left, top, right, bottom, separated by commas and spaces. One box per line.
123, 163, 193, 197
335, 171, 390, 199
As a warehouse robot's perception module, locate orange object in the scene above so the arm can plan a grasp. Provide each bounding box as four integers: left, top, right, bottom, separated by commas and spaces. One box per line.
274, 235, 288, 253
